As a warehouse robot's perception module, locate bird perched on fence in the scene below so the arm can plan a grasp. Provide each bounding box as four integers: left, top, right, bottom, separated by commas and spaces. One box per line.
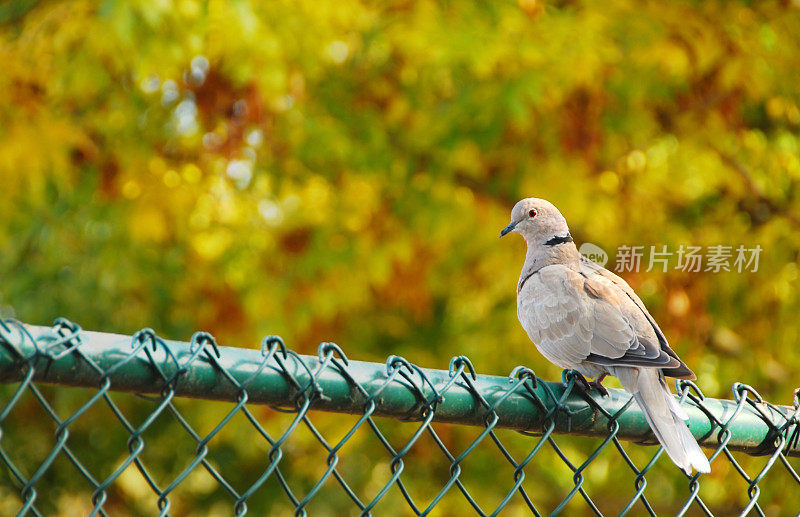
501, 198, 710, 474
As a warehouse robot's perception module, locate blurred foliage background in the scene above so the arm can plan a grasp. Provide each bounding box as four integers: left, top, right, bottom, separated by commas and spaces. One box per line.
1, 0, 800, 514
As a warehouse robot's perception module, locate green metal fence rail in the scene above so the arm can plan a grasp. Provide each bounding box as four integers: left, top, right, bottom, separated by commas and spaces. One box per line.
1, 318, 798, 516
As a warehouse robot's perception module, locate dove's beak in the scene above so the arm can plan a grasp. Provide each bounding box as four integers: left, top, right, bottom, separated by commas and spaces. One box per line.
500, 221, 517, 237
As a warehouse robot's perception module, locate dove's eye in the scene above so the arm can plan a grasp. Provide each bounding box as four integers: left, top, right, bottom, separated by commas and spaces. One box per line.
528, 209, 537, 218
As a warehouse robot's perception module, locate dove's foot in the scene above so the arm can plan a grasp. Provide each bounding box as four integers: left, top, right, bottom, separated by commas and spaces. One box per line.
588, 374, 609, 397
565, 372, 609, 397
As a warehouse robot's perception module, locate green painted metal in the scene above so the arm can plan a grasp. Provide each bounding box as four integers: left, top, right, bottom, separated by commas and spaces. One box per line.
2, 318, 800, 516
0, 323, 795, 457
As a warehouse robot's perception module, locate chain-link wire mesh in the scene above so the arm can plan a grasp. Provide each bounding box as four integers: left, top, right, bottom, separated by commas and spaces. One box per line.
1, 318, 799, 516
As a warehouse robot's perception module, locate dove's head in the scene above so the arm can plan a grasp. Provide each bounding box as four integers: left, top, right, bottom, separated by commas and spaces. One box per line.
500, 198, 571, 245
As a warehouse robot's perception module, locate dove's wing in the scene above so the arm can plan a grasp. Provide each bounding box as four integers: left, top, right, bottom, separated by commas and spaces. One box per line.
517, 265, 596, 368
517, 265, 595, 368
579, 257, 695, 379
517, 264, 682, 371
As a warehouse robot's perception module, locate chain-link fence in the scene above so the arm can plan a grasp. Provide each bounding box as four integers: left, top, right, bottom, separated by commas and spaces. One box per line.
0, 318, 798, 516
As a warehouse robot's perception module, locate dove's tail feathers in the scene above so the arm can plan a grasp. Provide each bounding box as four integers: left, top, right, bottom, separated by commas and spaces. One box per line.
613, 367, 711, 475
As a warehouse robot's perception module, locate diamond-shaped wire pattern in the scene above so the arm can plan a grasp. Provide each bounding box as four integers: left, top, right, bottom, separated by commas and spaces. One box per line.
1, 318, 798, 516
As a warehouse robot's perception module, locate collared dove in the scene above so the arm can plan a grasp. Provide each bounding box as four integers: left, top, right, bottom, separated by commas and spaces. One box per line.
501, 198, 710, 474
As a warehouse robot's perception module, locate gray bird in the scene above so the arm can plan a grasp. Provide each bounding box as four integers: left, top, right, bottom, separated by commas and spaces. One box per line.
501, 198, 710, 474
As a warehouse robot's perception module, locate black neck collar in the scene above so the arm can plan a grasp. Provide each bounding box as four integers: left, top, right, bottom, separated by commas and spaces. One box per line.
543, 233, 573, 246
